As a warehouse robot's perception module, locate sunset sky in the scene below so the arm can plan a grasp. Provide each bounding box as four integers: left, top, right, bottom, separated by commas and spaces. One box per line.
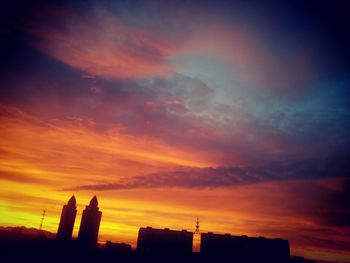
0, 0, 350, 262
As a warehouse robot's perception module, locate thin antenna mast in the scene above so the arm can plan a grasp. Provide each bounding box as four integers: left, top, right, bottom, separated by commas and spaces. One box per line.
193, 217, 201, 252
39, 209, 46, 232
194, 217, 200, 234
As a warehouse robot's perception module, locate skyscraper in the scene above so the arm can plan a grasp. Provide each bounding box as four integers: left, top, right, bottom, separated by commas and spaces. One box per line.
77, 196, 102, 246
56, 195, 77, 241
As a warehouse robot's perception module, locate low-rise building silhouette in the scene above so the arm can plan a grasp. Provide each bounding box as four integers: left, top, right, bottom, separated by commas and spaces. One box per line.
137, 227, 193, 255
200, 232, 290, 262
290, 256, 315, 263
77, 196, 102, 246
105, 241, 132, 253
56, 195, 77, 241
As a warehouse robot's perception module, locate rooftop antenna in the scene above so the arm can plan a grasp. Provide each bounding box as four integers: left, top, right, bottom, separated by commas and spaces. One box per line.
39, 209, 46, 232
194, 217, 200, 234
193, 217, 201, 252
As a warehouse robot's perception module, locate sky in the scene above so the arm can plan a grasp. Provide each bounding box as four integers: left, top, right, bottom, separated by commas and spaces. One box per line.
0, 0, 350, 262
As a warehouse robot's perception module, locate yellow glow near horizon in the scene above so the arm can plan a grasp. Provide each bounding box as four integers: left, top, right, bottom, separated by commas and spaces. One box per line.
1, 104, 350, 263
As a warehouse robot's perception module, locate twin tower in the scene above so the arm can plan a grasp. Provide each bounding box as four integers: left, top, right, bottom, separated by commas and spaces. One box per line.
56, 195, 102, 246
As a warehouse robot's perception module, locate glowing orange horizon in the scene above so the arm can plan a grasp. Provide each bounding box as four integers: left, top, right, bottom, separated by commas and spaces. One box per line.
0, 105, 350, 263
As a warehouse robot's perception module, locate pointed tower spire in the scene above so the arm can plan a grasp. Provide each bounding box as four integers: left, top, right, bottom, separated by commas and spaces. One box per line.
68, 195, 76, 206
89, 195, 98, 208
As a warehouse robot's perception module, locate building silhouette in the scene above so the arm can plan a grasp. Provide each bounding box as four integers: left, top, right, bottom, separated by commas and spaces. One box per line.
201, 232, 290, 262
56, 195, 77, 241
77, 196, 102, 246
137, 227, 193, 255
291, 256, 315, 263
105, 241, 132, 253
0, 192, 313, 263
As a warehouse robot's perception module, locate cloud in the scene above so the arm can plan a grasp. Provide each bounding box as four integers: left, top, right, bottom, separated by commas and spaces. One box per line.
22, 1, 320, 96
315, 179, 350, 228
71, 153, 350, 191
4, 3, 348, 165
1, 46, 349, 166
28, 8, 177, 79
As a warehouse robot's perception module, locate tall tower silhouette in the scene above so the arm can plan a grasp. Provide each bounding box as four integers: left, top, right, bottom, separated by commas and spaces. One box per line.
193, 217, 201, 252
77, 196, 102, 246
57, 196, 76, 240
195, 218, 200, 234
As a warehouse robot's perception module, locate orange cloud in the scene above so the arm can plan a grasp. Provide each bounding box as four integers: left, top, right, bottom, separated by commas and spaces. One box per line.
5, 89, 350, 263
1, 104, 350, 263
0, 103, 210, 242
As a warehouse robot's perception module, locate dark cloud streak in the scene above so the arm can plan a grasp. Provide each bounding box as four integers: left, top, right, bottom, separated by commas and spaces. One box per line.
71, 153, 350, 191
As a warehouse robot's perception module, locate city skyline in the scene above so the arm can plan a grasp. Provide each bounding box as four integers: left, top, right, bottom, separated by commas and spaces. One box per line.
0, 1, 349, 263
0, 204, 296, 263
37, 194, 294, 260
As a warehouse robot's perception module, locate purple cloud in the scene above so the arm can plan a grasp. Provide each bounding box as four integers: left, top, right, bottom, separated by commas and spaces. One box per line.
71, 153, 350, 191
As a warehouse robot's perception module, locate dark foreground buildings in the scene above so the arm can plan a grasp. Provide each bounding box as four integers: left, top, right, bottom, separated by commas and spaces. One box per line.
105, 241, 132, 253
201, 232, 290, 262
0, 193, 316, 263
77, 196, 102, 246
137, 227, 193, 255
56, 195, 77, 241
1, 227, 314, 263
136, 227, 292, 262
53, 196, 293, 262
